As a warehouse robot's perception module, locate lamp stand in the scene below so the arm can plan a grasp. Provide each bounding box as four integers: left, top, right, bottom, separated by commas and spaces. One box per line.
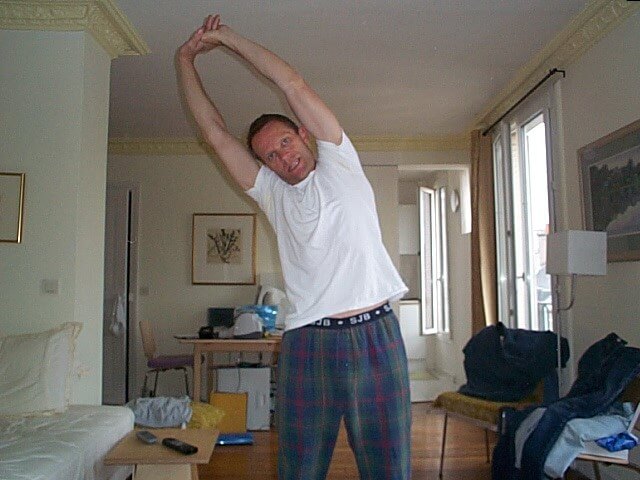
557, 274, 576, 312
554, 274, 576, 395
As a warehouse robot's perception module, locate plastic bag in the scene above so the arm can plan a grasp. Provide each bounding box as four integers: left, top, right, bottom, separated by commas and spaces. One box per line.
235, 305, 278, 332
595, 431, 638, 452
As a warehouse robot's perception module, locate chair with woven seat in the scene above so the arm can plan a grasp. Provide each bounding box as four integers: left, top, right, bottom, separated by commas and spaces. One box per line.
434, 323, 566, 478
433, 381, 544, 479
139, 320, 193, 397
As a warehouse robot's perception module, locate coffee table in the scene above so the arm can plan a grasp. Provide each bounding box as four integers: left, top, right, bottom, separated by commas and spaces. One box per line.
104, 428, 219, 480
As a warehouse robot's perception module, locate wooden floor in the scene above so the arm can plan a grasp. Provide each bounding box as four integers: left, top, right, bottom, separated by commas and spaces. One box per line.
199, 402, 592, 479
200, 402, 495, 479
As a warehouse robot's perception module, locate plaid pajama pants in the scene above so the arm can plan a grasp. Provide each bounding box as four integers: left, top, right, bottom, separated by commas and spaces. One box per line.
276, 307, 412, 480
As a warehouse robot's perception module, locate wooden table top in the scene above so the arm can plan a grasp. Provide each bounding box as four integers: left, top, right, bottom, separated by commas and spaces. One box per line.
104, 428, 219, 466
176, 336, 281, 352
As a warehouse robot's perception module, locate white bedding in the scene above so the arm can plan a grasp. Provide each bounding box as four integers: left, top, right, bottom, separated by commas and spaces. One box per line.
0, 405, 134, 480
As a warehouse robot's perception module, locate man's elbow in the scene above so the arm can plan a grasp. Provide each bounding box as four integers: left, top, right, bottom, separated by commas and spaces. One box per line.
281, 73, 307, 96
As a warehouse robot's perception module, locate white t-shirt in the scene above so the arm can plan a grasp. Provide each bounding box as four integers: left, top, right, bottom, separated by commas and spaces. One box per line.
246, 132, 407, 330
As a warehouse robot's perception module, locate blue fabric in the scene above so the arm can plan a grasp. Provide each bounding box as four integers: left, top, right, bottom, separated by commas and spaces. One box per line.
543, 402, 634, 478
458, 322, 568, 402
596, 430, 638, 452
492, 333, 640, 480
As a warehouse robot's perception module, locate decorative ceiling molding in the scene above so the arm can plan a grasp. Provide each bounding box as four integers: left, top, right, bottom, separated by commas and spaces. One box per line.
351, 135, 469, 152
474, 0, 639, 132
108, 134, 470, 156
108, 138, 211, 156
0, 0, 149, 58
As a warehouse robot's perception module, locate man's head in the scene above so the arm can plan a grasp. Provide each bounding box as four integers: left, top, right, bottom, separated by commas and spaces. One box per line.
247, 114, 316, 185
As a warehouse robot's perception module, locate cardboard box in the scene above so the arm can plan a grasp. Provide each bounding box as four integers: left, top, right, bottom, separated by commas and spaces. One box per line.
209, 392, 248, 433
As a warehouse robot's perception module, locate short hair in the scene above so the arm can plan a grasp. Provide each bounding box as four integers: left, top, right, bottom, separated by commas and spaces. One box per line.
247, 114, 299, 158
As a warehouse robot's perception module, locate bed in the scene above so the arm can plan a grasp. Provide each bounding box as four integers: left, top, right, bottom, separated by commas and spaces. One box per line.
0, 322, 134, 480
0, 405, 134, 480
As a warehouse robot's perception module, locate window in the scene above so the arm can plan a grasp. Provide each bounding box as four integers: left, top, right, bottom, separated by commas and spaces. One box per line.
492, 87, 557, 331
419, 186, 450, 335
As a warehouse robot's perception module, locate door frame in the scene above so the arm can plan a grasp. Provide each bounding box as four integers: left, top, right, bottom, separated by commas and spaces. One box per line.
103, 181, 140, 402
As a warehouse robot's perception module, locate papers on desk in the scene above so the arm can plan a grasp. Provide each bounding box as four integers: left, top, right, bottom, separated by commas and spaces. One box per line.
265, 329, 284, 337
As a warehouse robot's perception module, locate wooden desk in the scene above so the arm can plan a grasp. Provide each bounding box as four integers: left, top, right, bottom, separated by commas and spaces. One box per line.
104, 428, 218, 480
177, 337, 281, 402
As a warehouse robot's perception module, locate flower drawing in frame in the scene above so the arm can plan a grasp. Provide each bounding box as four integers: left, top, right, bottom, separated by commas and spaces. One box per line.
192, 213, 255, 284
207, 227, 242, 265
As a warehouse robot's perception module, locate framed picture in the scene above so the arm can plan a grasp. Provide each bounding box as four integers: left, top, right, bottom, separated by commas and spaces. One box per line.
192, 213, 256, 285
578, 118, 640, 262
0, 172, 25, 243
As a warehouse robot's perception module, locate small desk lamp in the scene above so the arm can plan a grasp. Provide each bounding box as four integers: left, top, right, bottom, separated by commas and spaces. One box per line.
546, 230, 607, 391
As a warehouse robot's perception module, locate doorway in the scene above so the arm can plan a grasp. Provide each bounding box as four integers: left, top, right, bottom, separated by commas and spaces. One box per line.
102, 183, 139, 405
398, 164, 470, 401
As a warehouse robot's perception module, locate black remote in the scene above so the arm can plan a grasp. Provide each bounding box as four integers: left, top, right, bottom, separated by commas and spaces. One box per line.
162, 437, 198, 455
135, 430, 158, 445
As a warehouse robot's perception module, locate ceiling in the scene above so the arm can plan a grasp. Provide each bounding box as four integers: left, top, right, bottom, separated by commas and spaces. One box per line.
108, 0, 590, 141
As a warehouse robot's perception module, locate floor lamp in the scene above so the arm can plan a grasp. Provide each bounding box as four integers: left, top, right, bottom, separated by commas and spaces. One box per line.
546, 230, 607, 393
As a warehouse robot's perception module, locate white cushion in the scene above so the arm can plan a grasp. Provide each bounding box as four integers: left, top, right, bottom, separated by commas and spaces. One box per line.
0, 322, 82, 416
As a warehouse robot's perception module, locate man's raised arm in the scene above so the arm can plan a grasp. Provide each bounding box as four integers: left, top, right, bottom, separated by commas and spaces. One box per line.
201, 17, 343, 145
176, 15, 259, 191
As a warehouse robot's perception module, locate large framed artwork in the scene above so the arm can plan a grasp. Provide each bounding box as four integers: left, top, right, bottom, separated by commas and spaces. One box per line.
0, 172, 25, 243
192, 213, 256, 285
578, 118, 640, 262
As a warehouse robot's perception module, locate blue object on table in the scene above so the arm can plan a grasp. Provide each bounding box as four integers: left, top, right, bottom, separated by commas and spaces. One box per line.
595, 431, 638, 452
216, 432, 254, 446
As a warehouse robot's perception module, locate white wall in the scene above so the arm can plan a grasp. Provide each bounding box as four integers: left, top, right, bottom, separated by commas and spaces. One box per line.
0, 30, 111, 404
364, 165, 400, 269
107, 153, 280, 396
560, 10, 640, 355
557, 10, 640, 479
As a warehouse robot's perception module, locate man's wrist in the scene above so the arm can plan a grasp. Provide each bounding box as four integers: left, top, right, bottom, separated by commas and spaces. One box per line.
177, 48, 196, 66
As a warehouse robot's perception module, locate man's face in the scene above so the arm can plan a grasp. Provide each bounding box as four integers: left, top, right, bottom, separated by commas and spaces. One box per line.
251, 120, 316, 185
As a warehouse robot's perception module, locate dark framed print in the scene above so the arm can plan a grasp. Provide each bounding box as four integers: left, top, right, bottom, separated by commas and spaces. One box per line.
578, 118, 640, 262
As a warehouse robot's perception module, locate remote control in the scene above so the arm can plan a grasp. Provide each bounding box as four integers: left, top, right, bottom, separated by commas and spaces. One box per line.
135, 430, 158, 445
161, 437, 198, 455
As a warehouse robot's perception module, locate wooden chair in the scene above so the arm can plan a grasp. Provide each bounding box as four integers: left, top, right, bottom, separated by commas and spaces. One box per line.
571, 376, 640, 480
139, 320, 193, 397
433, 382, 544, 479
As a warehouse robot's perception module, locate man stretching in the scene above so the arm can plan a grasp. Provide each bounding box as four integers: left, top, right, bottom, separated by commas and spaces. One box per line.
177, 14, 411, 480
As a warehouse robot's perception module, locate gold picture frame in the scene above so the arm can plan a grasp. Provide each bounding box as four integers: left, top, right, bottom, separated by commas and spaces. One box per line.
0, 173, 25, 243
192, 213, 256, 285
578, 118, 640, 262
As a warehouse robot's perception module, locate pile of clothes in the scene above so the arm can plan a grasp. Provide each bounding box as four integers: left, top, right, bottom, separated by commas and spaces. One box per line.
492, 332, 640, 479
458, 322, 568, 403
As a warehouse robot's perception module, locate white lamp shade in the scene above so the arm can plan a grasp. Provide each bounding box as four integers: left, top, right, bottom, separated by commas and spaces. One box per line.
546, 230, 607, 276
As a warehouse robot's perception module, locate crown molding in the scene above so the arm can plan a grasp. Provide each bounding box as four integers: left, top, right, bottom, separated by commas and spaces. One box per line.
474, 0, 639, 131
108, 138, 210, 156
108, 134, 470, 156
0, 0, 149, 58
351, 135, 469, 152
